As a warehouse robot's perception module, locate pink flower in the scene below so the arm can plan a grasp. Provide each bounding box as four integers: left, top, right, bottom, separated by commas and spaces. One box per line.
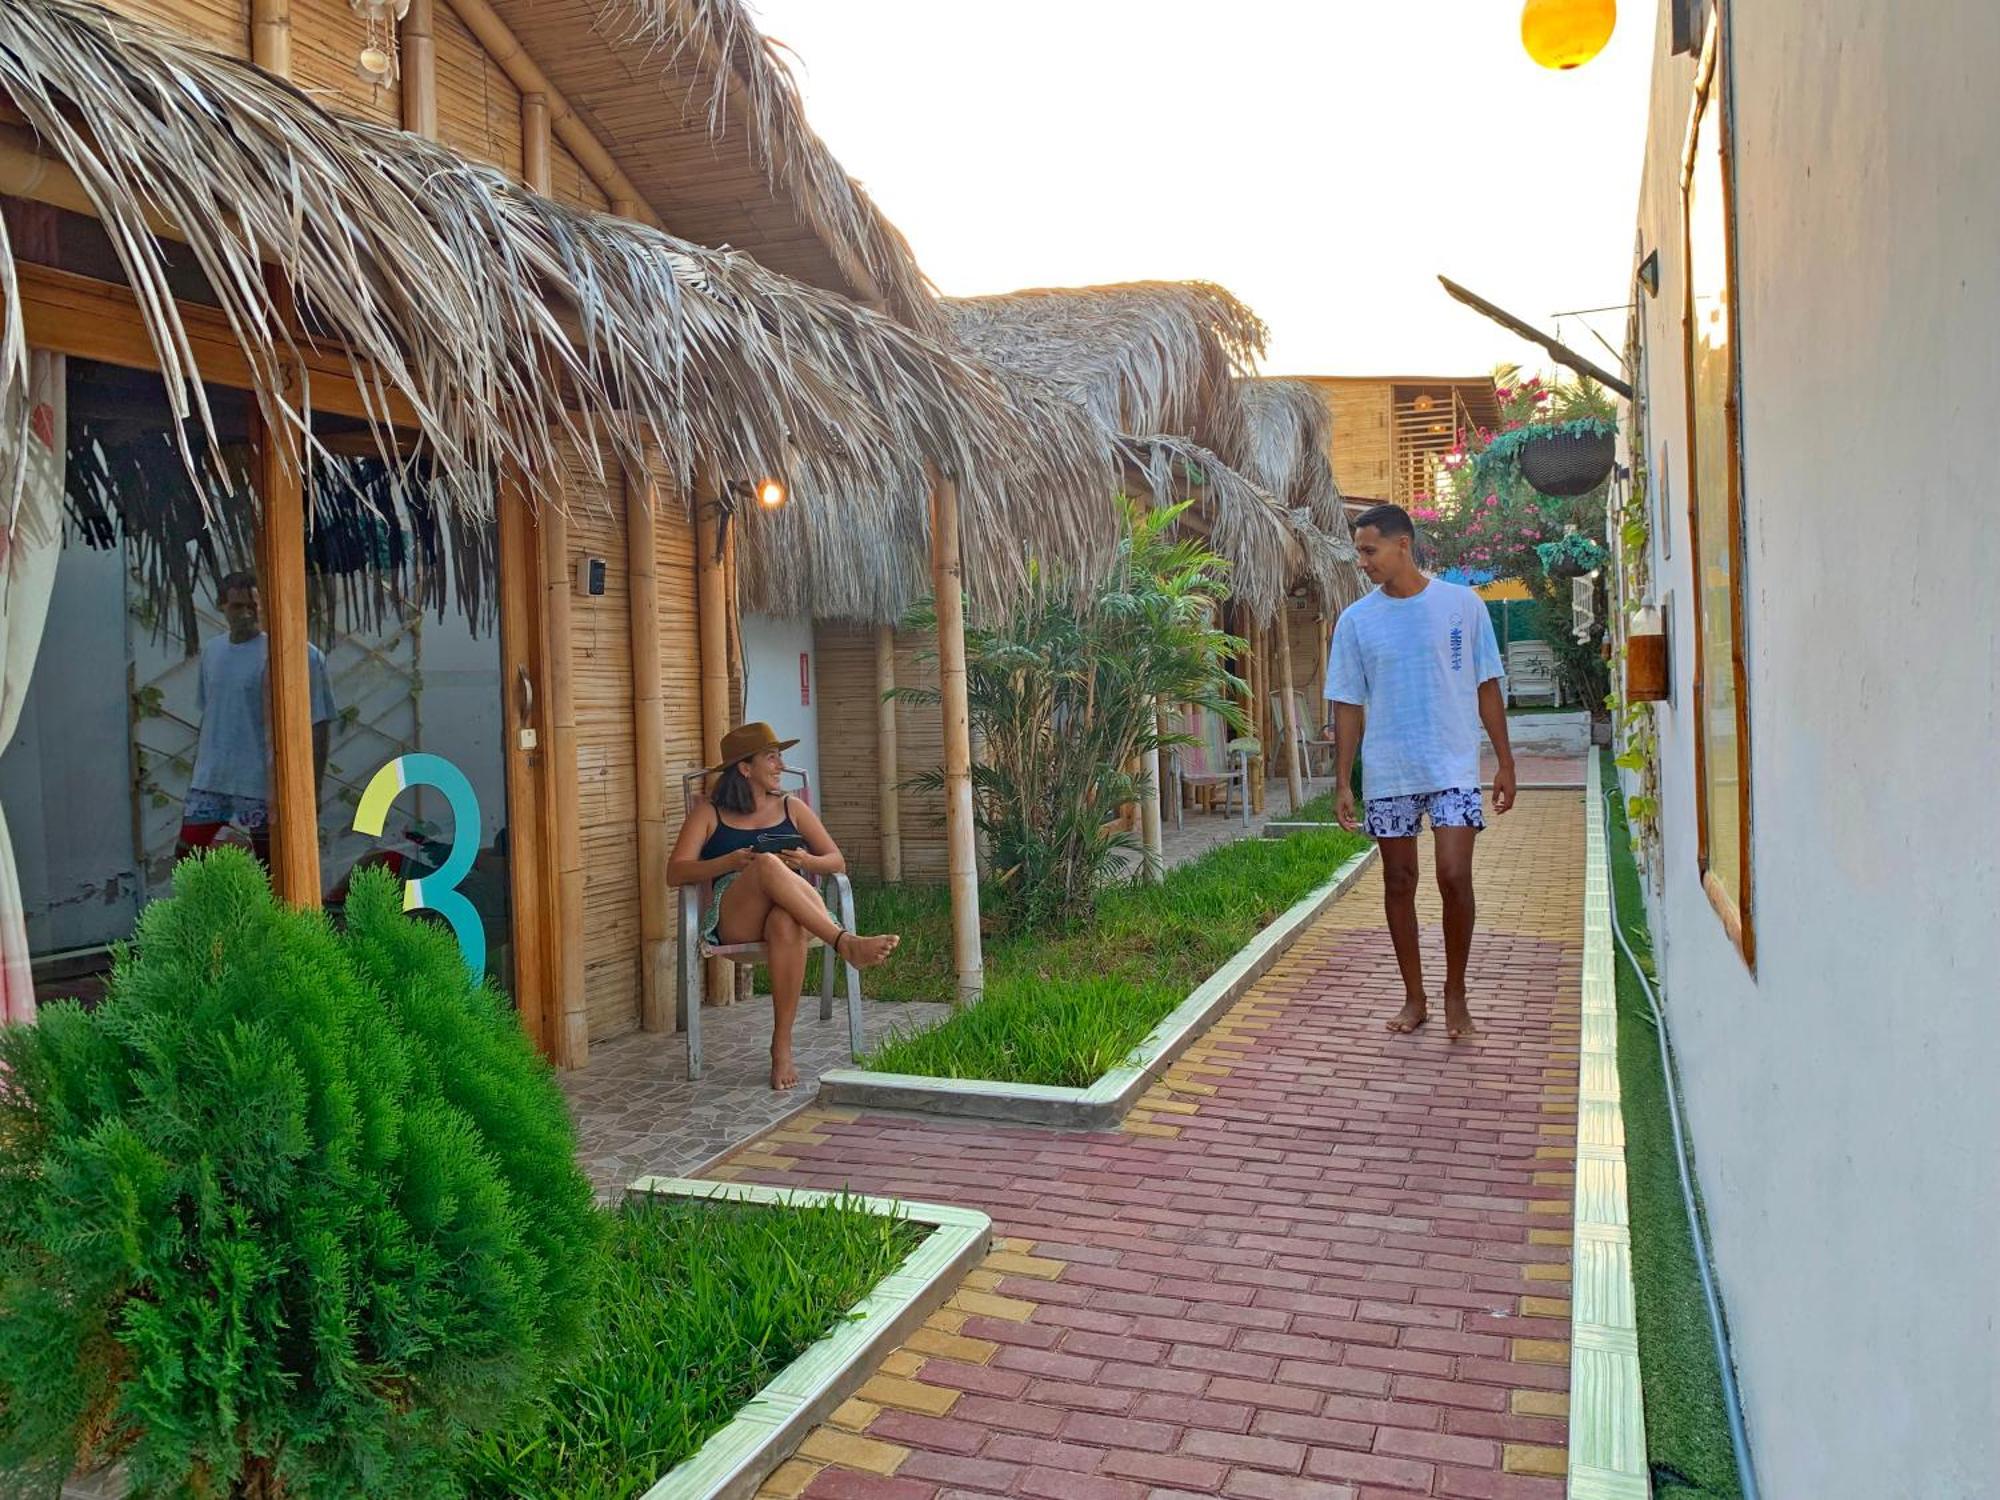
1495, 387, 1512, 402
1484, 494, 1499, 509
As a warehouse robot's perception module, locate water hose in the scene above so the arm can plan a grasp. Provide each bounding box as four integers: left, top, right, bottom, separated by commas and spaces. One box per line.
1602, 784, 1761, 1500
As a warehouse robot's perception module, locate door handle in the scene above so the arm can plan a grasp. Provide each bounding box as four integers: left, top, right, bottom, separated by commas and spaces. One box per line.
516, 666, 538, 750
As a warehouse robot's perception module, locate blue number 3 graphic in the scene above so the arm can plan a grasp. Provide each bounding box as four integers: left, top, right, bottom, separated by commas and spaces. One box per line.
354, 753, 485, 981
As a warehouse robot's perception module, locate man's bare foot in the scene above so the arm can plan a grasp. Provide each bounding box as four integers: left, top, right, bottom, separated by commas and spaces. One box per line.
770, 1048, 799, 1091
835, 931, 900, 968
1444, 994, 1479, 1039
1386, 996, 1429, 1033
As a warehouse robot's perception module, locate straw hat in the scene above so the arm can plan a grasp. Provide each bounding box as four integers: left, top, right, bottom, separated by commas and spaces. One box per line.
708, 721, 799, 774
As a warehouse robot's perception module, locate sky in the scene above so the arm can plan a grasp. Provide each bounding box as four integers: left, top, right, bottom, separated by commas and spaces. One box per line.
747, 0, 1654, 379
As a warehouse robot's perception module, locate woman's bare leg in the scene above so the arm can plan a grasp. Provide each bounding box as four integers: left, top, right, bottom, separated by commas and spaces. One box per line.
764, 907, 805, 1090
716, 854, 900, 966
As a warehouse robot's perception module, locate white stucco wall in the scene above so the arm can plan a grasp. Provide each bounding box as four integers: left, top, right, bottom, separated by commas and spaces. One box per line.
740, 613, 821, 805
1629, 4, 1999, 1495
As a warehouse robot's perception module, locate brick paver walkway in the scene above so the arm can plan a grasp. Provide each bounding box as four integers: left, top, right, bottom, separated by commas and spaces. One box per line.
703, 791, 1585, 1500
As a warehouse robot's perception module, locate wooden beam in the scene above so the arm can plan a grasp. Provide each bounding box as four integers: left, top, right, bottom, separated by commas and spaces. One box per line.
1276, 609, 1305, 813
874, 624, 902, 883
441, 0, 658, 221
1244, 615, 1266, 817
250, 0, 291, 77
1436, 276, 1634, 399
627, 467, 672, 1033
522, 94, 587, 1068
401, 0, 438, 140
929, 473, 983, 1006
253, 392, 319, 907
497, 468, 552, 1056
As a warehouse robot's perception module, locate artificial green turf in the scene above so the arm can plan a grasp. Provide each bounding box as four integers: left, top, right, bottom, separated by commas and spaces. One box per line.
462, 1194, 923, 1499
1601, 750, 1744, 1498
859, 827, 1369, 1087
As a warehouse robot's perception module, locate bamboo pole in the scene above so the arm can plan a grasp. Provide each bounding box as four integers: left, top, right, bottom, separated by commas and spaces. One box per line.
497, 469, 552, 1055
1139, 698, 1164, 883
440, 0, 658, 222
627, 468, 672, 1033
1275, 607, 1306, 813
693, 474, 733, 1007
252, 397, 319, 907
400, 0, 438, 140
874, 624, 902, 882
250, 0, 291, 76
929, 473, 983, 1006
1244, 616, 1266, 816
522, 95, 587, 1069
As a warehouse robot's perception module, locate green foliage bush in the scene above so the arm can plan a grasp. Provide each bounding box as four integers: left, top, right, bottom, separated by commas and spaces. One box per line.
902, 500, 1245, 934
0, 850, 601, 1499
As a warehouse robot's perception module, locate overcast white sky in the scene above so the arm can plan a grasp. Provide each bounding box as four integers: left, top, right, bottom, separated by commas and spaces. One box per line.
748, 0, 1653, 379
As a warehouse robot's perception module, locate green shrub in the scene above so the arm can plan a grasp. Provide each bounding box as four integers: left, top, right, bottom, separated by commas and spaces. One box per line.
0, 849, 601, 1499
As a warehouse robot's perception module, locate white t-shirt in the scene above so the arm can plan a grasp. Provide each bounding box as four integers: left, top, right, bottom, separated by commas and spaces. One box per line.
1324, 578, 1503, 801
190, 633, 337, 800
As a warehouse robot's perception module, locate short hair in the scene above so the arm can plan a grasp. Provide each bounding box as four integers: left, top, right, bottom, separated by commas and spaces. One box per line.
218, 569, 258, 600
1351, 504, 1416, 541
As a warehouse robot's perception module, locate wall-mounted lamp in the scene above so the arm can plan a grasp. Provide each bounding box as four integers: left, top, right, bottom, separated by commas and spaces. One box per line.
757, 478, 787, 510
1637, 249, 1660, 299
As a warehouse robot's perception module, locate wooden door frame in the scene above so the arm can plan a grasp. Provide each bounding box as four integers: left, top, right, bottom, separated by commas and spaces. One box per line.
3, 258, 565, 1049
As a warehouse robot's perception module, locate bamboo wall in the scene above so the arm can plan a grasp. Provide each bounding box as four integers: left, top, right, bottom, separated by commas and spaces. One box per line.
102, 1, 611, 212
815, 624, 946, 884
1310, 378, 1396, 501
553, 455, 706, 1043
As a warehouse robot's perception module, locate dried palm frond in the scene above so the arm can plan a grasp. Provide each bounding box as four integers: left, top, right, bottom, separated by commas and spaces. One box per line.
1236, 378, 1366, 612
1116, 434, 1292, 624
597, 0, 946, 338
0, 0, 1108, 598
948, 282, 1268, 464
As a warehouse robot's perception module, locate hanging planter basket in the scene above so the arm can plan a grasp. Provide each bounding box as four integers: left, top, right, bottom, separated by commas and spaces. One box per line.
1518, 426, 1615, 498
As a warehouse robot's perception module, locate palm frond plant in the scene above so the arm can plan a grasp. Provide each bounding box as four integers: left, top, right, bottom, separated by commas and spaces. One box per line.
901, 501, 1244, 935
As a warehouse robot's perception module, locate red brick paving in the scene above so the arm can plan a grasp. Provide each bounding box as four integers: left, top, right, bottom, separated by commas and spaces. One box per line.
727, 792, 1583, 1500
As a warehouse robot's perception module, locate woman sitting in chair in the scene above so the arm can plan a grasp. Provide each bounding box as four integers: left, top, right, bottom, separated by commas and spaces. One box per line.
667, 722, 899, 1090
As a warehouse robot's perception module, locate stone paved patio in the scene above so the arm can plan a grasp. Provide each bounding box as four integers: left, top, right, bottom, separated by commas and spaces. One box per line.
564, 994, 949, 1195
696, 790, 1587, 1500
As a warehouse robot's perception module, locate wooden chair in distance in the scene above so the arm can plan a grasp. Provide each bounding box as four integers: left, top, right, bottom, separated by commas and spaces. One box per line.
675, 767, 862, 1081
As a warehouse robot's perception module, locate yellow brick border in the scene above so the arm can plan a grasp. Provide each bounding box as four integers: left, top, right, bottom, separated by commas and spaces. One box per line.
1567, 756, 1649, 1500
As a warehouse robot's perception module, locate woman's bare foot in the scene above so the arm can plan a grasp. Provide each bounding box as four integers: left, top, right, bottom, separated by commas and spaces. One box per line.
1444, 993, 1479, 1039
834, 932, 900, 968
770, 1047, 799, 1091
1386, 995, 1429, 1033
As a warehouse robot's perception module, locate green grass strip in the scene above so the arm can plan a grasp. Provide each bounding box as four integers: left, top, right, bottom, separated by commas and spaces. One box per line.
1601, 749, 1743, 1498
461, 1195, 924, 1499
856, 827, 1368, 1087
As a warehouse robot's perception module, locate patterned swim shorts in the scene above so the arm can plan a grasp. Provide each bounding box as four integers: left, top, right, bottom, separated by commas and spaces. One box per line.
1364, 786, 1485, 840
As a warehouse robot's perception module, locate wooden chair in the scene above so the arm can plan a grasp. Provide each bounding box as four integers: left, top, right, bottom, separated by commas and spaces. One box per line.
674, 768, 861, 1081
1168, 707, 1249, 829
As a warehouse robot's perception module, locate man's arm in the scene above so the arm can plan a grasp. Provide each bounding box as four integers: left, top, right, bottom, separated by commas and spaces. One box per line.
1478, 680, 1516, 814
1333, 701, 1365, 830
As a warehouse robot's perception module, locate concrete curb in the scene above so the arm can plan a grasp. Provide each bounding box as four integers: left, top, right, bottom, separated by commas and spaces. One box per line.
815, 845, 1379, 1129
625, 1177, 991, 1500
1566, 756, 1650, 1499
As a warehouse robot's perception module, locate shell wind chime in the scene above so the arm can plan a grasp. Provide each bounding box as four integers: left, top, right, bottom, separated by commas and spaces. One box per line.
352, 0, 411, 88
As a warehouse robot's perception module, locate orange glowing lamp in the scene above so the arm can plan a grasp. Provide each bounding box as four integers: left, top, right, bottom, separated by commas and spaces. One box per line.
1521, 0, 1616, 71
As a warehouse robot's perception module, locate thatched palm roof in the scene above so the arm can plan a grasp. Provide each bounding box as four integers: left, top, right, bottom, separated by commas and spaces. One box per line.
1236, 378, 1367, 613
600, 0, 946, 338
947, 282, 1268, 464
0, 0, 1106, 609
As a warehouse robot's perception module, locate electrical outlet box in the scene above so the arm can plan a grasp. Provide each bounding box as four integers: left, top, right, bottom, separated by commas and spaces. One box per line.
575, 555, 607, 597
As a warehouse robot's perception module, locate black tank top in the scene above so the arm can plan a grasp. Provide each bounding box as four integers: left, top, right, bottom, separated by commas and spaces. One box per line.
698, 796, 800, 863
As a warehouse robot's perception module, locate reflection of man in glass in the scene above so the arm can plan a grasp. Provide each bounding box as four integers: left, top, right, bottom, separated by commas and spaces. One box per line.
175, 571, 336, 869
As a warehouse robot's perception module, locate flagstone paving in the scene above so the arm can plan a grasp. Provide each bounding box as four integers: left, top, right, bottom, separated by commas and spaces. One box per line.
695, 790, 1586, 1500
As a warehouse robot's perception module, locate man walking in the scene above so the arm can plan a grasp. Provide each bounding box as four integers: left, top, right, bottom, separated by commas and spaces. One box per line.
1327, 504, 1516, 1039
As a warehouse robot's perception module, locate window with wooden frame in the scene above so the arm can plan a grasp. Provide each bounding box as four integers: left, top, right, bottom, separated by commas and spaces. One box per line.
1680, 6, 1755, 964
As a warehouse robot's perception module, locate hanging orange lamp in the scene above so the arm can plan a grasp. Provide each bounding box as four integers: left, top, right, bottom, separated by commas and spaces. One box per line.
1521, 0, 1616, 71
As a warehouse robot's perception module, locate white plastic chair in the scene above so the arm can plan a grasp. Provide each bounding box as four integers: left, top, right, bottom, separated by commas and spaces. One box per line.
1168, 706, 1249, 829
674, 767, 861, 1081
